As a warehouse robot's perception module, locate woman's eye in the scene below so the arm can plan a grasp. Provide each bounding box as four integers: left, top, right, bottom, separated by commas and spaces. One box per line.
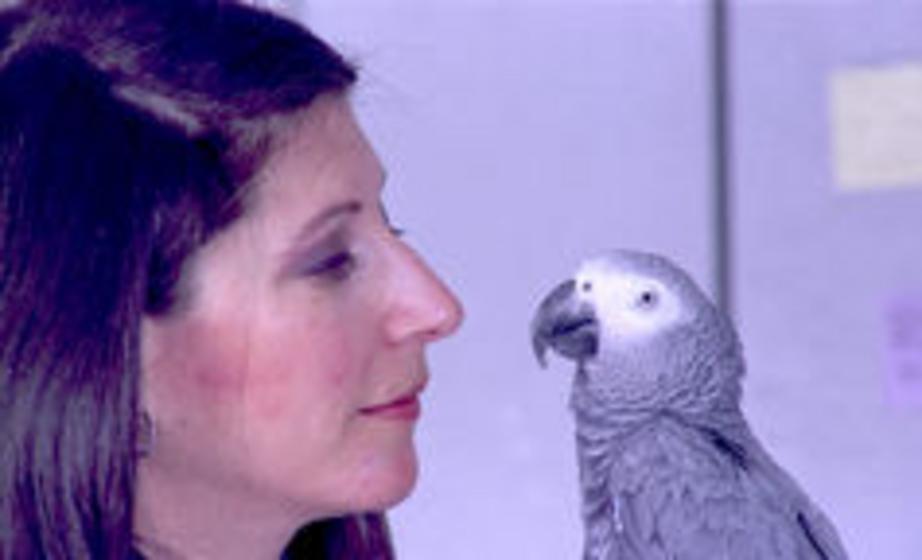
304, 251, 357, 282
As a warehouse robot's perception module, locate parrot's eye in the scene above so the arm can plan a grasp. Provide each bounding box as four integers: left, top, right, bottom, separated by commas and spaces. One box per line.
637, 290, 659, 309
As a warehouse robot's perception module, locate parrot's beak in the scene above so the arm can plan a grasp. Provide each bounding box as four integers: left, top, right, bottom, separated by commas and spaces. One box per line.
531, 279, 599, 368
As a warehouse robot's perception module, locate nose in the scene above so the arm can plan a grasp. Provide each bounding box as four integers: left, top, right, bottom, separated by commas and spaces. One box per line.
383, 244, 464, 345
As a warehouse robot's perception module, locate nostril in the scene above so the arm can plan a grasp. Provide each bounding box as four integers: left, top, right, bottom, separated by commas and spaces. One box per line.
581, 281, 592, 293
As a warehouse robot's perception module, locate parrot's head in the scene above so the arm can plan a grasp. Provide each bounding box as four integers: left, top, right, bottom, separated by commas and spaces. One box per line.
531, 250, 743, 411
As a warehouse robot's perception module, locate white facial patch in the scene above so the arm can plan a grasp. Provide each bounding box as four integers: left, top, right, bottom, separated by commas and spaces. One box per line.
575, 258, 684, 344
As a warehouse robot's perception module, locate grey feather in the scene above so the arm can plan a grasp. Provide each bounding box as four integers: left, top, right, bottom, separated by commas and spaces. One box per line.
532, 250, 848, 560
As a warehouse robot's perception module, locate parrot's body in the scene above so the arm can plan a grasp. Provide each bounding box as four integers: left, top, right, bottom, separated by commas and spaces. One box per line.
531, 250, 848, 560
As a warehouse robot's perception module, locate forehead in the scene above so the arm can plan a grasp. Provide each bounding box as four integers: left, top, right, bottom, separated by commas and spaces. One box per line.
249, 95, 383, 216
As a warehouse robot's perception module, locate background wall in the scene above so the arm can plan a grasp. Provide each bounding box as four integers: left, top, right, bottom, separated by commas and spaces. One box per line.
731, 3, 922, 559
292, 1, 921, 558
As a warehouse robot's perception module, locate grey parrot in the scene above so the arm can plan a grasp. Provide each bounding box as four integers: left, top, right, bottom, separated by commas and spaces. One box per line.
531, 250, 848, 560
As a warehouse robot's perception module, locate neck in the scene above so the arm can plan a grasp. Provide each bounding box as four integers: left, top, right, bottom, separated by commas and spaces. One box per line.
570, 384, 653, 446
570, 370, 746, 446
134, 461, 309, 560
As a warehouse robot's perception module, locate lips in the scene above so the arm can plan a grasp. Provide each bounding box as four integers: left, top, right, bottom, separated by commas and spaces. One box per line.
359, 380, 426, 421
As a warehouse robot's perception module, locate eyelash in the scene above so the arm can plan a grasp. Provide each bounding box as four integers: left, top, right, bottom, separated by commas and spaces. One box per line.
303, 223, 406, 283
381, 205, 405, 239
307, 250, 357, 282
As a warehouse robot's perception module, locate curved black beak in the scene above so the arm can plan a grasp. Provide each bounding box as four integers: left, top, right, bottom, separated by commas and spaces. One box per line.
531, 279, 599, 368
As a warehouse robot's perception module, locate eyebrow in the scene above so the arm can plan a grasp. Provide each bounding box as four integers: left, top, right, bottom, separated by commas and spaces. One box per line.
294, 200, 363, 243
287, 164, 385, 244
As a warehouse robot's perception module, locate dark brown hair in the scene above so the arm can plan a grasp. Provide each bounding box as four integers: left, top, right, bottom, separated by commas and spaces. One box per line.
0, 1, 392, 557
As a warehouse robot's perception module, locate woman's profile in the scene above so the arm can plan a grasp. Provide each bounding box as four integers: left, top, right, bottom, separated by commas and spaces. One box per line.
0, 1, 463, 558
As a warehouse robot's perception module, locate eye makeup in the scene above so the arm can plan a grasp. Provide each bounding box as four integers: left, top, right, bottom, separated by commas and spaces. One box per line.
288, 230, 357, 283
281, 198, 404, 285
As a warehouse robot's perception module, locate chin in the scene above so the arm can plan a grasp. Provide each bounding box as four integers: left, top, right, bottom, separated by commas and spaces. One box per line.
299, 437, 422, 518
355, 449, 420, 512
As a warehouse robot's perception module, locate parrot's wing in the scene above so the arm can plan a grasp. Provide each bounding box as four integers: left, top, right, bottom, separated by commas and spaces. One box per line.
746, 440, 851, 560
610, 419, 846, 560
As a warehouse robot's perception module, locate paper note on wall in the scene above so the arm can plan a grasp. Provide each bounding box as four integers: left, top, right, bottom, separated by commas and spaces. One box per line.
831, 64, 922, 191
885, 294, 922, 406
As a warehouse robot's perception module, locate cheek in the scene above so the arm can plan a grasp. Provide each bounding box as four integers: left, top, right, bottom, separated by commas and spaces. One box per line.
142, 321, 268, 452
143, 315, 255, 423
244, 313, 370, 425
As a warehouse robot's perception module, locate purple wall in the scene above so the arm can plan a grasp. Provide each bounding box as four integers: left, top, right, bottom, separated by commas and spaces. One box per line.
304, 2, 712, 558
733, 3, 922, 559
295, 1, 922, 558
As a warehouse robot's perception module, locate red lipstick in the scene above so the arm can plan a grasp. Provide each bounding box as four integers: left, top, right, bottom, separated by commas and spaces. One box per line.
360, 380, 426, 421
360, 394, 421, 421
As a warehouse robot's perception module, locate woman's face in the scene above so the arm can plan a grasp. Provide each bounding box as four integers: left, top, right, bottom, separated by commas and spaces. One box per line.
138, 95, 463, 523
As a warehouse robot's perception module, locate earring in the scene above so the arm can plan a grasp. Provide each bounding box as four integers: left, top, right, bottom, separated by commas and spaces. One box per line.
136, 410, 155, 457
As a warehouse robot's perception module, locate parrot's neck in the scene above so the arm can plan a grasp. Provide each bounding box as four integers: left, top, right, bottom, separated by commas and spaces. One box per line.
573, 333, 746, 423
573, 403, 753, 559
572, 400, 657, 559
570, 368, 752, 506
571, 386, 748, 448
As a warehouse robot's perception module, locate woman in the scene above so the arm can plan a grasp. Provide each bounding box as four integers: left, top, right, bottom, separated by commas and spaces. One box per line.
0, 0, 463, 558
